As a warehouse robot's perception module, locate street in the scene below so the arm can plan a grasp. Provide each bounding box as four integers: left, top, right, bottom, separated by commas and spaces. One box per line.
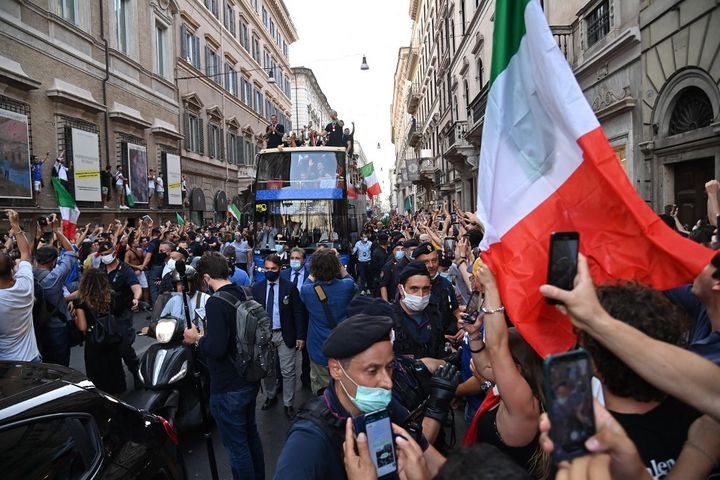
69, 310, 313, 479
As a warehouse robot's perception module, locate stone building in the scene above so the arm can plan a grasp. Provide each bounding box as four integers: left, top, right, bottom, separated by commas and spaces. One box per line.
0, 0, 183, 225
290, 66, 333, 136
177, 0, 297, 225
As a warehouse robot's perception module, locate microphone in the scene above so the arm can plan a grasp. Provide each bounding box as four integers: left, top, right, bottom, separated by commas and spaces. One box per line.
175, 260, 187, 279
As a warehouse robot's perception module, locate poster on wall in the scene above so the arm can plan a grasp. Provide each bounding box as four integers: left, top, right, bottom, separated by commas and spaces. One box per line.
165, 153, 182, 206
71, 129, 101, 202
127, 143, 148, 204
0, 108, 32, 199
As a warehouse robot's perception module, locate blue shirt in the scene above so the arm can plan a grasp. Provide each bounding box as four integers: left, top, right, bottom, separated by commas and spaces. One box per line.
665, 284, 720, 365
35, 250, 78, 326
300, 276, 357, 365
31, 162, 42, 182
265, 281, 281, 329
230, 266, 250, 287
460, 333, 484, 419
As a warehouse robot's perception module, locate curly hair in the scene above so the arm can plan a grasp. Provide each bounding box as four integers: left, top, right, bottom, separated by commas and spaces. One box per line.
310, 248, 341, 282
579, 282, 691, 402
78, 268, 112, 314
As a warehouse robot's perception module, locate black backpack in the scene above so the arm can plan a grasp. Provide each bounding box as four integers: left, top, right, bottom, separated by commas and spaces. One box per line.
88, 311, 122, 345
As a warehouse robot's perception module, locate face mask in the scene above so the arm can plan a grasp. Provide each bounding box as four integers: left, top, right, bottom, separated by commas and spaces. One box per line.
440, 272, 450, 279
338, 365, 392, 413
167, 259, 176, 270
290, 260, 302, 271
362, 237, 367, 242
101, 254, 115, 265
400, 286, 430, 312
265, 270, 279, 282
275, 245, 284, 253
394, 251, 405, 261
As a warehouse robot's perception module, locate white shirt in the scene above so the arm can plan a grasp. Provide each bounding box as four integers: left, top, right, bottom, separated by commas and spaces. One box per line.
55, 161, 68, 181
353, 240, 373, 262
266, 281, 281, 330
160, 291, 209, 326
148, 177, 155, 191
0, 261, 39, 361
155, 176, 164, 192
115, 172, 124, 186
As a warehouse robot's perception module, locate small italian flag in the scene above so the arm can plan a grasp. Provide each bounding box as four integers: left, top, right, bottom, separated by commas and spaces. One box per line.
228, 203, 242, 221
50, 178, 80, 239
358, 162, 381, 197
476, 0, 714, 356
176, 212, 184, 225
125, 185, 135, 207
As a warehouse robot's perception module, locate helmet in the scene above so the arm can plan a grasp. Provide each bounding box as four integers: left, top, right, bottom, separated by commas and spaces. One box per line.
171, 265, 198, 283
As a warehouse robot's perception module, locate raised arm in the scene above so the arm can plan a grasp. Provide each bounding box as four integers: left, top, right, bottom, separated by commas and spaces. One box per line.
707, 180, 720, 226
7, 210, 30, 261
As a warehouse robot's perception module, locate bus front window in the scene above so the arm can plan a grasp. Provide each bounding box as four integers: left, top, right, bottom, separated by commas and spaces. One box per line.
254, 199, 347, 248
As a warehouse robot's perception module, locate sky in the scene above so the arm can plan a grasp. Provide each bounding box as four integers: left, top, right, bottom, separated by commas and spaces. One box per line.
283, 0, 413, 206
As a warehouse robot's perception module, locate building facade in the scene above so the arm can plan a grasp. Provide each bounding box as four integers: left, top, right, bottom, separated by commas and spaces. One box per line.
291, 66, 333, 135
0, 0, 182, 225
177, 0, 297, 225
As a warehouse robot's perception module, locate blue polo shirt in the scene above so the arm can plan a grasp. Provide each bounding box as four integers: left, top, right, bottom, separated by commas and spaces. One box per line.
665, 284, 720, 365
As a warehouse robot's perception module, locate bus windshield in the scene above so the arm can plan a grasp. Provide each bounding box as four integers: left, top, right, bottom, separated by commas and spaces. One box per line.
255, 151, 346, 197
254, 199, 348, 249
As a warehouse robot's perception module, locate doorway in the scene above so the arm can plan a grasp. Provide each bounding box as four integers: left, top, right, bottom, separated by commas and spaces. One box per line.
673, 158, 714, 227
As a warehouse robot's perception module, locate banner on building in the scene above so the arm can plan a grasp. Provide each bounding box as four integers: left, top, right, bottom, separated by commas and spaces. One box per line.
0, 108, 32, 199
164, 153, 182, 206
71, 129, 101, 202
406, 157, 420, 182
127, 143, 148, 204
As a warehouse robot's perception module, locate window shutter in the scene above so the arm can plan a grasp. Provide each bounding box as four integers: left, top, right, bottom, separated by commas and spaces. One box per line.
180, 25, 187, 60
219, 127, 225, 160
184, 112, 190, 150
193, 36, 200, 67
205, 46, 210, 76
198, 118, 204, 155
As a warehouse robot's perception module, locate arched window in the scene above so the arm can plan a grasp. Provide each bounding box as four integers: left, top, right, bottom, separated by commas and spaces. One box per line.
668, 87, 713, 136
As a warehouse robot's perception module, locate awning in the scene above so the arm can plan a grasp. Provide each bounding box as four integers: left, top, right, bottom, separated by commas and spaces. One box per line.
47, 78, 105, 112
0, 55, 40, 90
109, 102, 151, 128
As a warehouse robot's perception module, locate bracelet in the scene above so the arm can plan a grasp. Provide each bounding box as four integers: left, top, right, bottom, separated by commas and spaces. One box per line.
469, 342, 486, 354
468, 333, 483, 342
481, 305, 505, 315
685, 441, 719, 469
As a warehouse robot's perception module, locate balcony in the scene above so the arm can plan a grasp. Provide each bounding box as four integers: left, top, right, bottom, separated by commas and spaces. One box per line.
466, 85, 489, 143
551, 25, 574, 66
406, 83, 421, 114
407, 121, 423, 148
420, 157, 439, 175
443, 121, 476, 168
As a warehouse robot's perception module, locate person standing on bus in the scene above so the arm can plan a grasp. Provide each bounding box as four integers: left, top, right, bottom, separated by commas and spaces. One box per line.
324, 111, 344, 147
265, 114, 285, 149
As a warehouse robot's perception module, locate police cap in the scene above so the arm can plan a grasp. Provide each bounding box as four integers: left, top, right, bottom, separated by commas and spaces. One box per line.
322, 314, 393, 360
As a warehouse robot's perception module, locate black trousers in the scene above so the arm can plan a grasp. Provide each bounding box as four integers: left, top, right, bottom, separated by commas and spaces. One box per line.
117, 310, 139, 373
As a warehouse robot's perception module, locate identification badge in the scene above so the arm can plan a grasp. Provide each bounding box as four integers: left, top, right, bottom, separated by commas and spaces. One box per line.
282, 295, 289, 305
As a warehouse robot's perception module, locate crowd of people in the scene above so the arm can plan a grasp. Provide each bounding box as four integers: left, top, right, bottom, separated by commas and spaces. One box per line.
265, 110, 354, 153
1, 179, 720, 480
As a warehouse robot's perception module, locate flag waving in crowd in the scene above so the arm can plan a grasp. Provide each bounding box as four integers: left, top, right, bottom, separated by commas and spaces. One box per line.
359, 162, 382, 197
475, 0, 715, 356
51, 177, 80, 239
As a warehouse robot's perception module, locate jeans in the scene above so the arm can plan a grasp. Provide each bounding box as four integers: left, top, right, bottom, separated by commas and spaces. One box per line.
40, 324, 70, 366
148, 265, 164, 306
210, 384, 265, 480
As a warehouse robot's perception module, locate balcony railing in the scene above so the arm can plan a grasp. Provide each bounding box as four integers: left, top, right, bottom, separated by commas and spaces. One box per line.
407, 83, 421, 115
407, 120, 422, 147
551, 25, 574, 65
447, 121, 468, 151
467, 85, 489, 130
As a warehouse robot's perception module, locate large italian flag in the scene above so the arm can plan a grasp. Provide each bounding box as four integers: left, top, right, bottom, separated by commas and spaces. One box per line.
359, 162, 382, 197
51, 178, 80, 239
477, 0, 714, 357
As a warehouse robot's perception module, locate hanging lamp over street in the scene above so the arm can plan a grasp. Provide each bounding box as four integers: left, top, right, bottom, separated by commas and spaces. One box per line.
360, 55, 369, 70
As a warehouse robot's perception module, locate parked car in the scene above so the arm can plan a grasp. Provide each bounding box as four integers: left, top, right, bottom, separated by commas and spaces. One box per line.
0, 361, 182, 479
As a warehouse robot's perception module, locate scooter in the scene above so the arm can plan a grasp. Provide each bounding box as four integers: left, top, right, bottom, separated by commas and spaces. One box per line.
136, 296, 206, 431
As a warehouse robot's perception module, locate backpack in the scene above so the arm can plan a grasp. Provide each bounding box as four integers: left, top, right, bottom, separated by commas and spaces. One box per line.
33, 269, 57, 333
213, 290, 276, 382
88, 312, 122, 345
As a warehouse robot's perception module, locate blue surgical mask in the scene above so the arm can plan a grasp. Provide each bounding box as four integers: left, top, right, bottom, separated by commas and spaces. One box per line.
290, 259, 302, 271
394, 251, 405, 261
338, 365, 392, 413
440, 272, 450, 279
275, 244, 284, 253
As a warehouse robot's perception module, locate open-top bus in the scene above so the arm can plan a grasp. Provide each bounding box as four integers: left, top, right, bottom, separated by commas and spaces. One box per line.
252, 146, 367, 280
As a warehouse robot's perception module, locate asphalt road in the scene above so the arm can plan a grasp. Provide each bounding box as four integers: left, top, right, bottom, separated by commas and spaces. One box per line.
69, 310, 313, 480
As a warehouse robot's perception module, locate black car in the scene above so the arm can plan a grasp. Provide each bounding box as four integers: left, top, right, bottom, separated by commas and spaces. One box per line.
0, 362, 182, 479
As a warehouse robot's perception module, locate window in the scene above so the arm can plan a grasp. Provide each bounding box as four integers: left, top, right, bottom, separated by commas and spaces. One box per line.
239, 18, 249, 50
185, 112, 204, 154
463, 80, 469, 108
251, 35, 260, 63
241, 77, 251, 104
205, 0, 219, 18
263, 48, 270, 71
282, 39, 288, 58
155, 22, 168, 77
262, 6, 268, 28
251, 0, 258, 11
181, 25, 201, 69
254, 89, 263, 116
0, 415, 102, 479
206, 46, 220, 85
115, 0, 130, 54
460, 0, 466, 35
586, 0, 610, 47
225, 62, 238, 96
58, 0, 78, 24
208, 123, 223, 160
477, 57, 484, 88
224, 1, 235, 35
228, 132, 243, 164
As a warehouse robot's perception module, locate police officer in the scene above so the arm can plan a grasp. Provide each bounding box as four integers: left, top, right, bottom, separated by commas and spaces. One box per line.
412, 242, 460, 334
379, 238, 418, 302
274, 314, 450, 479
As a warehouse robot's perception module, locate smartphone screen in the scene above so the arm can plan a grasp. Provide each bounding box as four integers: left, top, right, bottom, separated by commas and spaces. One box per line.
443, 237, 457, 255
363, 409, 397, 478
546, 232, 579, 305
463, 291, 483, 324
544, 349, 595, 462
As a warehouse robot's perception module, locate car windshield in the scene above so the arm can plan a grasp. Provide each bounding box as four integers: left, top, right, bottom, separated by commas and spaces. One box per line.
254, 199, 347, 248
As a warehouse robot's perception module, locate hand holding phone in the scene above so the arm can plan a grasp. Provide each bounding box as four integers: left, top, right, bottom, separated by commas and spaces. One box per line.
546, 232, 579, 305
352, 409, 398, 479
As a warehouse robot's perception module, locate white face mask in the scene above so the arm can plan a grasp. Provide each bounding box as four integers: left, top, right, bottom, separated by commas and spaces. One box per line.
101, 254, 115, 265
400, 286, 430, 312
167, 259, 176, 270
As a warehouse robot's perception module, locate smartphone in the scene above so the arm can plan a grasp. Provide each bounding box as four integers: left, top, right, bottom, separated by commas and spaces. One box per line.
443, 236, 457, 255
353, 409, 398, 479
543, 349, 596, 463
450, 212, 458, 223
462, 291, 483, 324
546, 232, 579, 305
142, 215, 153, 224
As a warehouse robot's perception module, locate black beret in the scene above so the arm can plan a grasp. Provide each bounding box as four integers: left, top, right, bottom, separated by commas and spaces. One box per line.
322, 314, 393, 360
412, 242, 436, 259
346, 296, 395, 318
403, 239, 419, 249
398, 260, 430, 284
439, 256, 452, 268
391, 240, 405, 250
35, 246, 58, 264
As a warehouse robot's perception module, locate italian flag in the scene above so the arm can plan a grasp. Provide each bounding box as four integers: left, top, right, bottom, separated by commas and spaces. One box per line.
228, 203, 242, 221
359, 162, 381, 197
477, 0, 714, 356
50, 178, 80, 239
176, 212, 184, 225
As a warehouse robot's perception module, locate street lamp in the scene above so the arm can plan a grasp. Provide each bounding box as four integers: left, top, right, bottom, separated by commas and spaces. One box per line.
360, 55, 369, 70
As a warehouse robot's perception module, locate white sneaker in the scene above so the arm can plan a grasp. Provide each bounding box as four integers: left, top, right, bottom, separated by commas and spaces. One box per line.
103, 206, 109, 209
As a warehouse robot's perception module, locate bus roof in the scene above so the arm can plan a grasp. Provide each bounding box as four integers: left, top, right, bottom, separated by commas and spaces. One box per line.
258, 146, 347, 154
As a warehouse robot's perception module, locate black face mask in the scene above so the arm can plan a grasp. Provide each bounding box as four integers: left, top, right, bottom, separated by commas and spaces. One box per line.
265, 270, 279, 282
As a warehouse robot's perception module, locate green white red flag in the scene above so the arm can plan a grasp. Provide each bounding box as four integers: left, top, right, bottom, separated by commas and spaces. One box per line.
476, 0, 714, 357
50, 178, 80, 239
358, 162, 381, 197
228, 203, 242, 221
